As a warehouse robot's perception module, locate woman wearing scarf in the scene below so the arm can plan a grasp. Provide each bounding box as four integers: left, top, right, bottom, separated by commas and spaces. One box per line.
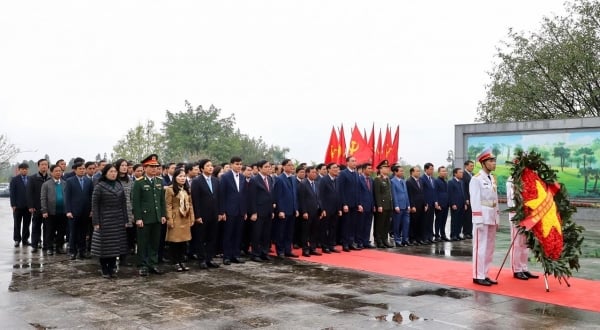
165, 168, 194, 271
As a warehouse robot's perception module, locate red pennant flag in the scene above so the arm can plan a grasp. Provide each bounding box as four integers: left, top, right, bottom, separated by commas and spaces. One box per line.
390, 125, 399, 164
324, 126, 339, 164
338, 124, 347, 165
349, 124, 372, 163
374, 128, 383, 166
368, 123, 375, 163
383, 125, 393, 161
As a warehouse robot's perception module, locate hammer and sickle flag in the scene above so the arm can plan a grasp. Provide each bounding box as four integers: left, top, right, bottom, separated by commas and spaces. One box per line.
324, 126, 339, 164
348, 124, 372, 163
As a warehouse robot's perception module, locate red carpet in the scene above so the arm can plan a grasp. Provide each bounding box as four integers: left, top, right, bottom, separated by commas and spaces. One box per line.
296, 249, 600, 313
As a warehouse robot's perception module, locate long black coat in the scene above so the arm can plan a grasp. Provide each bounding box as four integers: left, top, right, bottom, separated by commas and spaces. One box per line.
91, 181, 129, 258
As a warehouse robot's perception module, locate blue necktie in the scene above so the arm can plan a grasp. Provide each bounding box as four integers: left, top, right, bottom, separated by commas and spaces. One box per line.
80, 177, 84, 190
22, 176, 27, 186
207, 177, 212, 193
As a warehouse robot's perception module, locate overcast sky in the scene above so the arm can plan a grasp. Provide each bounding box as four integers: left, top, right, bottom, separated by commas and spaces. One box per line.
0, 0, 568, 167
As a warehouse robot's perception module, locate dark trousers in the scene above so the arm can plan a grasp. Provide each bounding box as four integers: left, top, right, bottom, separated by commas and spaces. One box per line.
341, 208, 359, 247
158, 223, 167, 261
409, 208, 425, 242
137, 222, 161, 269
356, 210, 373, 247
192, 218, 218, 263
241, 217, 252, 254
434, 206, 449, 238
251, 215, 272, 257
169, 241, 187, 264
99, 257, 117, 275
43, 214, 66, 251
274, 214, 295, 254
222, 215, 243, 260
13, 207, 31, 243
392, 209, 410, 243
424, 206, 435, 241
31, 212, 43, 248
299, 213, 320, 251
450, 207, 465, 239
462, 205, 473, 236
322, 212, 338, 250
68, 216, 88, 255
374, 209, 392, 243
126, 226, 136, 253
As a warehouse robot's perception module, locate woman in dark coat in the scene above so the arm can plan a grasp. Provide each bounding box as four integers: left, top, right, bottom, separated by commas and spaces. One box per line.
91, 164, 129, 278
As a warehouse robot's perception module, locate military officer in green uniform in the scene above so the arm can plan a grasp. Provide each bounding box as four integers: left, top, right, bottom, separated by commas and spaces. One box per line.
132, 154, 167, 276
373, 160, 394, 248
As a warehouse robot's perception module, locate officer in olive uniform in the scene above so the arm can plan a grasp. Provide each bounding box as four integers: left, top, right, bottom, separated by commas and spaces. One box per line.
132, 154, 167, 276
373, 160, 394, 248
470, 148, 499, 286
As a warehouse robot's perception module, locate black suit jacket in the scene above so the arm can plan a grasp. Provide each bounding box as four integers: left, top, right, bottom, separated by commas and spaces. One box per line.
318, 175, 339, 214
9, 175, 28, 208
298, 179, 320, 216
406, 176, 426, 209
64, 176, 94, 217
191, 175, 220, 221
248, 174, 274, 217
26, 172, 50, 212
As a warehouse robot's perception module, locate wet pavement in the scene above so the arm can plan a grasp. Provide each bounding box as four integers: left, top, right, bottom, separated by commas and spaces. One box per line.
1, 197, 600, 329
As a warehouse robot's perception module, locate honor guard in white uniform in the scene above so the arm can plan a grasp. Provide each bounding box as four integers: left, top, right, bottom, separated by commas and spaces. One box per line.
470, 148, 499, 286
506, 176, 540, 281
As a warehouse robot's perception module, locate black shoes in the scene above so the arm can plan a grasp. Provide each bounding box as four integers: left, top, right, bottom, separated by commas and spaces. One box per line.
14, 241, 20, 247
284, 252, 299, 258
302, 251, 311, 257
350, 244, 362, 251
176, 263, 189, 272
514, 272, 529, 280
199, 262, 209, 269
485, 277, 498, 285
250, 256, 263, 262
330, 248, 340, 253
149, 267, 163, 275
70, 254, 77, 260
309, 250, 322, 256
342, 246, 351, 252
523, 271, 539, 279
473, 278, 492, 286
223, 259, 231, 265
231, 258, 245, 264
207, 261, 220, 268
139, 268, 149, 277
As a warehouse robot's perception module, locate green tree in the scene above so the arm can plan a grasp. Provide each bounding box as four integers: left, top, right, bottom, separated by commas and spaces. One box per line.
112, 120, 164, 163
0, 134, 19, 171
553, 142, 571, 171
477, 0, 600, 122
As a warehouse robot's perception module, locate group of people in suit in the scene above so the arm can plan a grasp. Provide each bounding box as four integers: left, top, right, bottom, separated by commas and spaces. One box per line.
9, 150, 537, 283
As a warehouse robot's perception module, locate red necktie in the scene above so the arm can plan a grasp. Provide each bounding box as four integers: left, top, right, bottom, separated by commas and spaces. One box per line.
264, 176, 269, 192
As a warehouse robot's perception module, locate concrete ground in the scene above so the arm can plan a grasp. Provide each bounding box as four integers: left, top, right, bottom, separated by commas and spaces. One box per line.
1, 197, 599, 329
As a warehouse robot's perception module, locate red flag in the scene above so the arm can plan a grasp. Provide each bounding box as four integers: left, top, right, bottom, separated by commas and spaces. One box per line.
362, 128, 367, 142
324, 126, 339, 164
368, 124, 375, 162
383, 125, 393, 161
349, 124, 372, 163
374, 128, 383, 166
390, 125, 399, 164
338, 124, 347, 165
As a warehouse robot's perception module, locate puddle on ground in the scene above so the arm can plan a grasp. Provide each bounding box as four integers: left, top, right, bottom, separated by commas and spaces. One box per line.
239, 316, 276, 328
408, 288, 471, 299
375, 311, 421, 325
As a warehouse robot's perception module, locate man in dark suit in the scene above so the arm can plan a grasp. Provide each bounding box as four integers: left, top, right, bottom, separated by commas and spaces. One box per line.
434, 166, 450, 242
132, 154, 167, 276
419, 162, 438, 243
448, 167, 467, 241
297, 166, 323, 257
337, 156, 363, 252
218, 156, 246, 265
273, 159, 299, 258
391, 165, 411, 246
356, 163, 375, 249
64, 162, 94, 260
161, 163, 176, 186
318, 163, 341, 253
247, 160, 275, 262
191, 159, 221, 269
462, 160, 475, 239
406, 166, 427, 245
27, 159, 51, 253
10, 163, 31, 247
